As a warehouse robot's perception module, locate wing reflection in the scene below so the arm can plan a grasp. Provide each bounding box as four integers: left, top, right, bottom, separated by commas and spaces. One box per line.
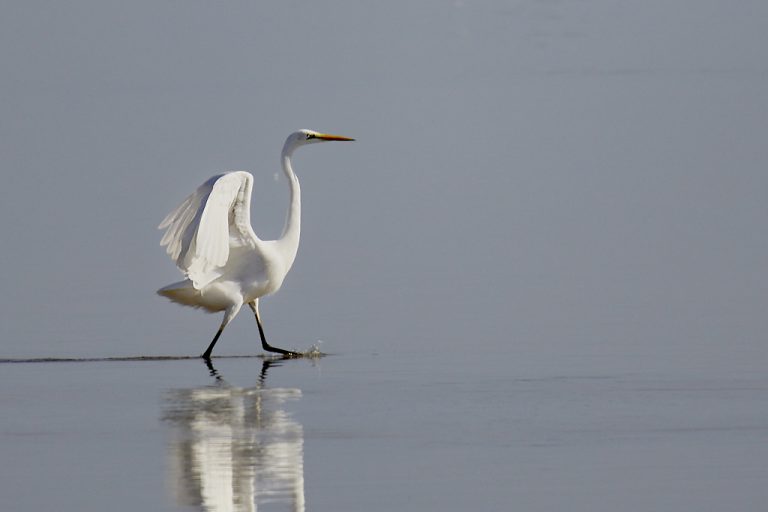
163, 359, 305, 512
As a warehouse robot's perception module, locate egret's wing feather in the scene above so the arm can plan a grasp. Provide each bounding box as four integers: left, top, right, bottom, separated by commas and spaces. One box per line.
159, 172, 259, 289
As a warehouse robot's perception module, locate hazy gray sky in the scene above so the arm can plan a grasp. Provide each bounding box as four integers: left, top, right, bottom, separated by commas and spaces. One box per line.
1, 1, 766, 371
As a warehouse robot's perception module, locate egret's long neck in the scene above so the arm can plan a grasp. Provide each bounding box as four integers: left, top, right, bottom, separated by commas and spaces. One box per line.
277, 147, 301, 269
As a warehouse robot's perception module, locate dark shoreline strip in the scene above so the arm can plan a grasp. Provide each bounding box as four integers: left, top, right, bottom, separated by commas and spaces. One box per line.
0, 355, 267, 364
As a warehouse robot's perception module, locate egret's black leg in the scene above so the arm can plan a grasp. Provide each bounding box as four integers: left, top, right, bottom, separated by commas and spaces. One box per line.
248, 301, 301, 357
202, 305, 241, 360
255, 315, 300, 356
202, 327, 224, 360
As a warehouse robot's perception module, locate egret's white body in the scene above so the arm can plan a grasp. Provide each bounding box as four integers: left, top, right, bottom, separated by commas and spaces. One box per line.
157, 129, 354, 358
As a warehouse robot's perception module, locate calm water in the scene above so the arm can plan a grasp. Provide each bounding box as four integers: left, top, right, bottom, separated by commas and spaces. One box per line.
1, 350, 766, 511
2, 1, 767, 510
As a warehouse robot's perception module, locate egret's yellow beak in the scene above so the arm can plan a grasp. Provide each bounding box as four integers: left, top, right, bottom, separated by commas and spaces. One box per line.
316, 133, 355, 142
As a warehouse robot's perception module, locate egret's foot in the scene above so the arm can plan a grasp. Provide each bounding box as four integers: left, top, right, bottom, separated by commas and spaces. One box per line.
267, 348, 302, 358
262, 343, 302, 358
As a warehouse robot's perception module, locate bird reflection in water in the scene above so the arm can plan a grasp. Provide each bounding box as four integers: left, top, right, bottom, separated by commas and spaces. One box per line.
163, 358, 305, 511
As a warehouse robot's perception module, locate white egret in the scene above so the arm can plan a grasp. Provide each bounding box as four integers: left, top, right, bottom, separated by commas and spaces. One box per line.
158, 129, 354, 359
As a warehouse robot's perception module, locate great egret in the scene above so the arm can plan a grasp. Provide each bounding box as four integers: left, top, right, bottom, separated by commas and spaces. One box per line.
158, 129, 354, 359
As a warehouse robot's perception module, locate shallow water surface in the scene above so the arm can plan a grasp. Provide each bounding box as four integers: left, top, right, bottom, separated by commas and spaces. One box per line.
1, 351, 766, 511
2, 0, 767, 509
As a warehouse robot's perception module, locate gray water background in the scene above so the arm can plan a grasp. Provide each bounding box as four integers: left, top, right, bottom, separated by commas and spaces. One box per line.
1, 1, 767, 510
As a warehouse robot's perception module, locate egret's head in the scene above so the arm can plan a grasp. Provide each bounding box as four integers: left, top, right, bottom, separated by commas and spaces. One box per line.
284, 129, 355, 155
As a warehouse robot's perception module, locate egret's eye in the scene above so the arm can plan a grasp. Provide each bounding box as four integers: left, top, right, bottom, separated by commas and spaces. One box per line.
306, 133, 314, 140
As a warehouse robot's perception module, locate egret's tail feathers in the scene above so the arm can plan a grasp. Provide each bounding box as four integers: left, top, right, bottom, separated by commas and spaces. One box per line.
157, 280, 216, 312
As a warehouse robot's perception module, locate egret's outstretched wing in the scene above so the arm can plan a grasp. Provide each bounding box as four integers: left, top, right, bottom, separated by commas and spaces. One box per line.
159, 171, 259, 289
